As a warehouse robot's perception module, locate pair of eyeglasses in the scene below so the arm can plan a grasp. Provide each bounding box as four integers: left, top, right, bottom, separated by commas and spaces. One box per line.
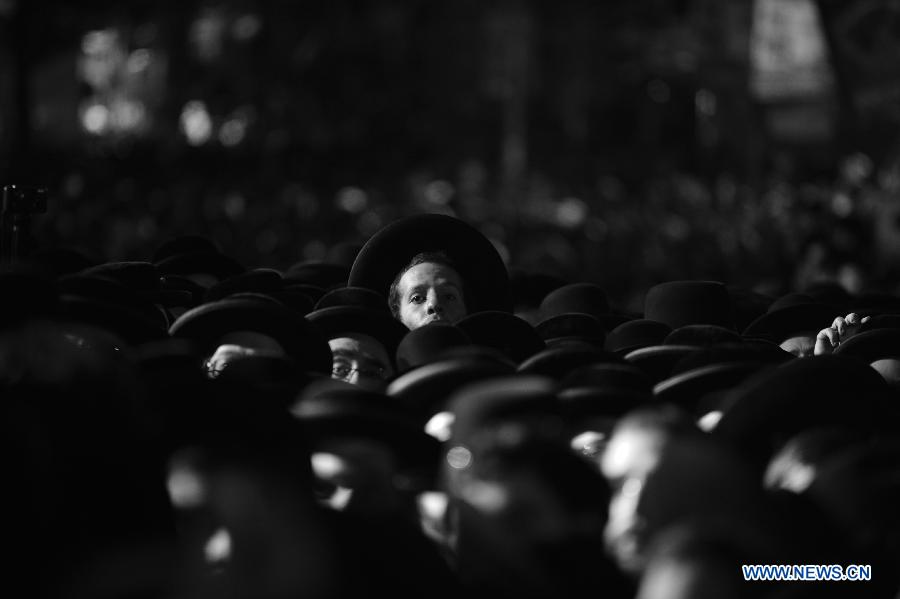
331, 362, 388, 380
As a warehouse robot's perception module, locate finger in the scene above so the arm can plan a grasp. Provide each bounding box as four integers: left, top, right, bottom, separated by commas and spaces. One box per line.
845, 313, 859, 325
819, 327, 839, 346
862, 315, 871, 324
833, 317, 846, 337
815, 330, 835, 355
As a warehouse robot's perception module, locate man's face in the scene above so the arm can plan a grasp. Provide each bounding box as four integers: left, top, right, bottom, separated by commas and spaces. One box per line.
779, 333, 816, 357
328, 334, 394, 391
396, 262, 467, 330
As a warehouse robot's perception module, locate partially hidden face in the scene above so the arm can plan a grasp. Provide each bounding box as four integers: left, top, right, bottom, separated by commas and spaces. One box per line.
396, 262, 467, 330
328, 334, 394, 391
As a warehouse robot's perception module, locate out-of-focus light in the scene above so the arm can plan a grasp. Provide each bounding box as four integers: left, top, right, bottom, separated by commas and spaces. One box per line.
571, 430, 606, 458
311, 452, 347, 479
357, 210, 384, 236
82, 29, 118, 55
697, 410, 722, 432
303, 240, 327, 260
180, 100, 213, 145
110, 99, 146, 132
647, 79, 670, 103
167, 464, 206, 508
446, 446, 472, 470
81, 101, 110, 135
0, 0, 16, 18
555, 197, 588, 228
223, 193, 245, 220
336, 186, 368, 213
232, 13, 263, 41
219, 118, 247, 147
126, 48, 153, 73
425, 411, 455, 442
461, 480, 508, 514
695, 89, 717, 116
424, 180, 455, 206
418, 491, 449, 521
190, 8, 227, 61
204, 527, 232, 564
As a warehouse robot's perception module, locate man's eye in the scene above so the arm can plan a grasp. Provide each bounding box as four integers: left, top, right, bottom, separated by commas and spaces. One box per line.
410, 295, 424, 304
444, 293, 457, 301
332, 363, 352, 377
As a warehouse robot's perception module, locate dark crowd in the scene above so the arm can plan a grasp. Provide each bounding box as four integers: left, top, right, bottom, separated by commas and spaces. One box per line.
5, 204, 900, 599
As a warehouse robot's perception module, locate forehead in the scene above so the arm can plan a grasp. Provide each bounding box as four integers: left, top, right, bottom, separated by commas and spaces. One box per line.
328, 334, 390, 363
398, 261, 463, 290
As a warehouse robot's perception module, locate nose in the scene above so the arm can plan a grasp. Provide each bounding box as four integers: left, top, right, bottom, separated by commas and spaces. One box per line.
426, 290, 444, 314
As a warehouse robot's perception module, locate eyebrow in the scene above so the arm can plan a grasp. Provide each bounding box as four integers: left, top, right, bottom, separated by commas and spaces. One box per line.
407, 282, 462, 295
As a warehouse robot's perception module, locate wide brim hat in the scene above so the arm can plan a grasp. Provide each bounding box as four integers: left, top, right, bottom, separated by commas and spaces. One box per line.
386, 356, 516, 422
204, 268, 284, 303
455, 310, 545, 363
169, 296, 332, 374
283, 260, 349, 290
623, 344, 702, 383
653, 361, 773, 416
557, 386, 652, 421
714, 355, 899, 472
314, 286, 389, 311
290, 381, 440, 470
534, 313, 607, 348
348, 213, 512, 313
57, 274, 169, 345
833, 327, 900, 362
154, 250, 244, 284
605, 319, 672, 355
644, 280, 734, 330
668, 341, 794, 376
395, 322, 472, 372
447, 375, 562, 447
558, 362, 653, 395
539, 283, 610, 318
306, 305, 409, 359
663, 324, 742, 347
517, 344, 623, 380
742, 300, 842, 343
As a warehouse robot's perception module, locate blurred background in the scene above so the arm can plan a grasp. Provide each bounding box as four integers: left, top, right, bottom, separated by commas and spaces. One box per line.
1, 0, 899, 310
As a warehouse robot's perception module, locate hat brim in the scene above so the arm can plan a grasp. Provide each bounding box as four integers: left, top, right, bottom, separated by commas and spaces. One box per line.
169, 297, 332, 374
742, 303, 841, 342
348, 214, 511, 313
653, 361, 771, 415
306, 306, 409, 356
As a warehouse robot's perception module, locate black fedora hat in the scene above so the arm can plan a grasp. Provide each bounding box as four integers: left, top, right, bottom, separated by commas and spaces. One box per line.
314, 286, 390, 311
605, 319, 672, 355
535, 313, 607, 348
169, 296, 332, 374
347, 213, 511, 314
81, 261, 192, 308
155, 250, 244, 286
306, 305, 409, 358
558, 386, 652, 421
644, 280, 734, 330
663, 324, 742, 347
742, 293, 841, 343
714, 355, 899, 471
653, 361, 772, 416
290, 380, 440, 470
395, 322, 472, 372
669, 341, 794, 376
833, 327, 900, 362
203, 268, 284, 303
57, 274, 169, 345
447, 375, 563, 448
455, 310, 545, 363
517, 344, 623, 380
386, 356, 516, 423
559, 362, 654, 395
539, 282, 631, 331
283, 260, 349, 290
623, 344, 701, 383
